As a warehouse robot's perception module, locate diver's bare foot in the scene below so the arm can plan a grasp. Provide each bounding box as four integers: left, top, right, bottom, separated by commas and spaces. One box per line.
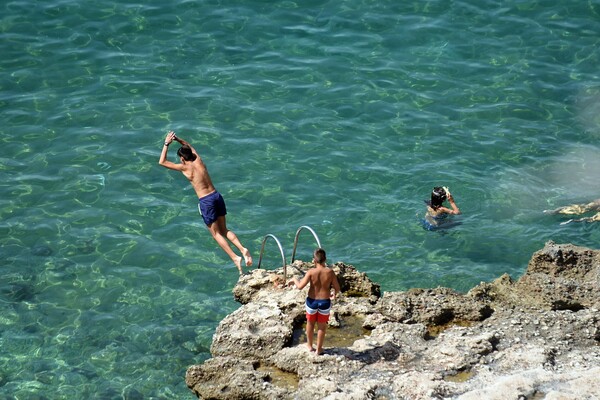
234, 256, 243, 275
305, 344, 315, 352
242, 248, 253, 267
316, 349, 324, 356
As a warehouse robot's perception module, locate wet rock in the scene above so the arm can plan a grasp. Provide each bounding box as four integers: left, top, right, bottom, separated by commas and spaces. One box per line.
185, 357, 287, 400
377, 286, 494, 327
186, 242, 600, 399
470, 241, 600, 310
210, 300, 294, 359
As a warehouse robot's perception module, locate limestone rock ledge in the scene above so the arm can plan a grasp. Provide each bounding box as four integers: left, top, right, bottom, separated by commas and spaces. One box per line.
185, 242, 600, 399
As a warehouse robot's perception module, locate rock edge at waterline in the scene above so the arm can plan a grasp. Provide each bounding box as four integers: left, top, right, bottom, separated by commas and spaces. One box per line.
186, 241, 600, 399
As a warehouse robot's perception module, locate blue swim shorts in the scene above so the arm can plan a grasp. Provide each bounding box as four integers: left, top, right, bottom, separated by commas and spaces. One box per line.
198, 191, 227, 226
305, 297, 331, 323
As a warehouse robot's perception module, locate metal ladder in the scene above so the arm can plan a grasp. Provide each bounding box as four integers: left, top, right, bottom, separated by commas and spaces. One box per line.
256, 225, 322, 281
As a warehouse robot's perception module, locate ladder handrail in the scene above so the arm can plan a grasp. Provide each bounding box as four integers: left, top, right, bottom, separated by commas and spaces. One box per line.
255, 226, 322, 282
290, 225, 322, 263
257, 234, 287, 281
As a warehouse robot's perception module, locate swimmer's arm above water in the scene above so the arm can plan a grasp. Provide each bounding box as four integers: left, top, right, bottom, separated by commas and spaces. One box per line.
446, 193, 461, 215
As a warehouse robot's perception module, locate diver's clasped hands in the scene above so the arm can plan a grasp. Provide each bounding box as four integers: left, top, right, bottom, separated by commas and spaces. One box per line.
164, 131, 178, 146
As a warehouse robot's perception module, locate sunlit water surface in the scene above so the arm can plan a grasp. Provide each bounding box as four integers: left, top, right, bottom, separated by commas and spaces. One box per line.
1, 0, 600, 398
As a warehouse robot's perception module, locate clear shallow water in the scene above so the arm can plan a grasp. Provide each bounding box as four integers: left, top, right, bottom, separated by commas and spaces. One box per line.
1, 0, 600, 398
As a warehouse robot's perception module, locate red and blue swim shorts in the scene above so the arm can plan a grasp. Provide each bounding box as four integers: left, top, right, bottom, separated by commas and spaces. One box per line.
305, 297, 331, 323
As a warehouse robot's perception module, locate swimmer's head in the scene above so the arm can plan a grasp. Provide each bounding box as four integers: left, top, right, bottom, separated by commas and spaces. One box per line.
177, 145, 197, 162
430, 187, 447, 209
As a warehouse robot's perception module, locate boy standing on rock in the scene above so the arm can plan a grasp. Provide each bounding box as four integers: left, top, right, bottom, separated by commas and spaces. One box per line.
288, 248, 341, 355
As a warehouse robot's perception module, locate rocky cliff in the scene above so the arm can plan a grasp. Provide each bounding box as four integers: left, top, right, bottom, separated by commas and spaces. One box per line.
185, 241, 600, 399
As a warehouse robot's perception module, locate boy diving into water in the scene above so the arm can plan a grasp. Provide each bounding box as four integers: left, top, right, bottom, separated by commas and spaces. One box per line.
158, 131, 252, 274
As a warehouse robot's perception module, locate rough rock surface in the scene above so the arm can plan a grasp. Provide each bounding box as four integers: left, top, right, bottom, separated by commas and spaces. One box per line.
186, 242, 600, 399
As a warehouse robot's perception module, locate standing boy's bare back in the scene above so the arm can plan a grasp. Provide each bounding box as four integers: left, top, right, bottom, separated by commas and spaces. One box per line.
305, 267, 338, 300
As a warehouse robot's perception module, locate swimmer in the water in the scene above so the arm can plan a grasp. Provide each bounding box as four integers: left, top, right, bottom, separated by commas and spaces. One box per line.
544, 198, 600, 224
423, 186, 461, 229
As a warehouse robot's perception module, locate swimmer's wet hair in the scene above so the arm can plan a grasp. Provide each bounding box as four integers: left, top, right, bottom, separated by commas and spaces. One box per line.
430, 187, 447, 209
177, 145, 197, 162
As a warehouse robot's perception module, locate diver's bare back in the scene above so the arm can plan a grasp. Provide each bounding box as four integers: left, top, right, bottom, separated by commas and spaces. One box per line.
183, 158, 216, 198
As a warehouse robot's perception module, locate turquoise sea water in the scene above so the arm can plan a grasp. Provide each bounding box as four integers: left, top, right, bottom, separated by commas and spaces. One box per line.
2, 0, 600, 398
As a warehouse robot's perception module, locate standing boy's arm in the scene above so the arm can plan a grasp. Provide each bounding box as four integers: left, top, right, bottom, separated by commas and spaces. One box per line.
330, 272, 341, 298
288, 270, 311, 290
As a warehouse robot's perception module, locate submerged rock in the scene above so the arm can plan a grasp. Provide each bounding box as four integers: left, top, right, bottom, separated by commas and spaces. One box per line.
185, 242, 600, 399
